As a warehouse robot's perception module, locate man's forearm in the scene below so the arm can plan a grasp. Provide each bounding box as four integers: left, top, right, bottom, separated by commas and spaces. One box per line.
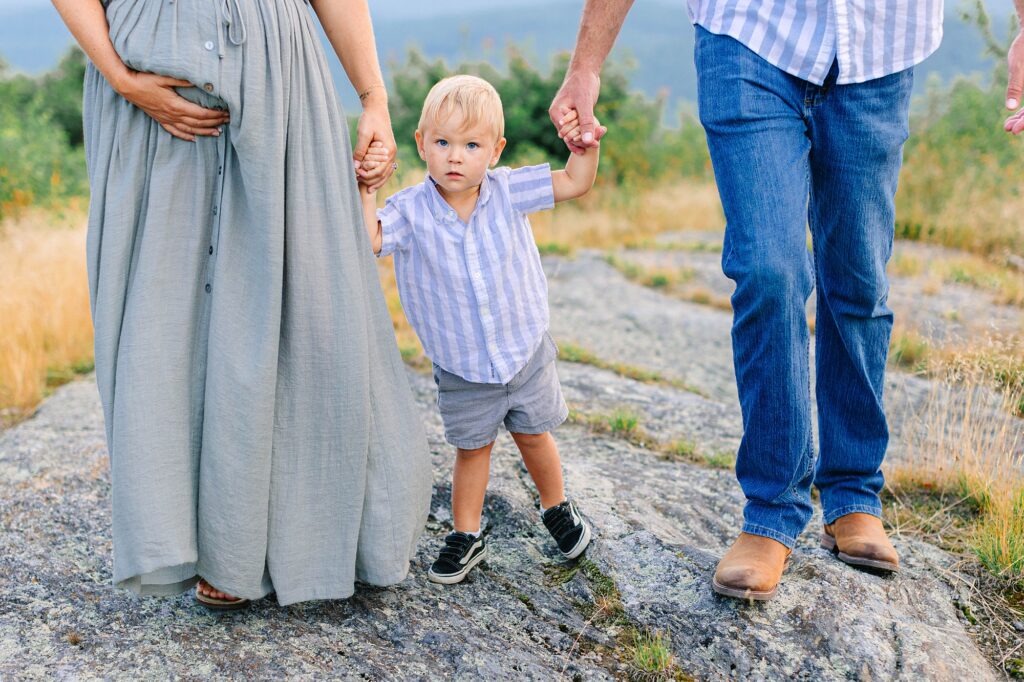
567, 0, 636, 74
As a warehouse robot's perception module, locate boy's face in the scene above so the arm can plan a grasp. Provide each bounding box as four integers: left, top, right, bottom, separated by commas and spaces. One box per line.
416, 111, 506, 198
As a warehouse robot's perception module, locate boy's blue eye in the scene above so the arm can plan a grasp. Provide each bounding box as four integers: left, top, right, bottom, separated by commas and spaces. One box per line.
467, 142, 479, 150
437, 139, 448, 147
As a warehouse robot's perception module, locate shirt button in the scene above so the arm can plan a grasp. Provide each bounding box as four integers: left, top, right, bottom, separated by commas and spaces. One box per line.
209, 245, 214, 255
212, 206, 218, 215
203, 83, 214, 93
204, 41, 214, 51
205, 283, 212, 293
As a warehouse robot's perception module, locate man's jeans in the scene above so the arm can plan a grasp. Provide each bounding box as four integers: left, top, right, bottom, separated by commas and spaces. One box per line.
695, 26, 913, 548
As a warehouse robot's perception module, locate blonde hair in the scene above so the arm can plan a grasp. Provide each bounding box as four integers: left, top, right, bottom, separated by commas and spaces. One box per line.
418, 75, 504, 140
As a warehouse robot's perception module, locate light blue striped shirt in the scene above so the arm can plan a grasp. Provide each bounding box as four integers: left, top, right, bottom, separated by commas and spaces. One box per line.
377, 164, 555, 384
687, 0, 943, 85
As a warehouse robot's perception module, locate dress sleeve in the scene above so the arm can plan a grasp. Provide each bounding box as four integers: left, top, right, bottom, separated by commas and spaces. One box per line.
376, 195, 413, 258
506, 163, 555, 214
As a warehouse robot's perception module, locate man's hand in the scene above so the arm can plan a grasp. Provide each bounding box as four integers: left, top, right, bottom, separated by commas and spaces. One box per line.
555, 107, 608, 147
549, 69, 604, 154
1005, 30, 1024, 135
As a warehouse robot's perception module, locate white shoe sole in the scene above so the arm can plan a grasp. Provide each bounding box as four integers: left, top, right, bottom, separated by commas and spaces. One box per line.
427, 547, 488, 585
561, 521, 592, 560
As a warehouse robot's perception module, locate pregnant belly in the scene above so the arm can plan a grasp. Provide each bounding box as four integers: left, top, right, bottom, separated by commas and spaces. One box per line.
105, 0, 217, 82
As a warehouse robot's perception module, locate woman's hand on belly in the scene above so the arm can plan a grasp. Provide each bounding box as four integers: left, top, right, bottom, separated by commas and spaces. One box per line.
117, 70, 231, 142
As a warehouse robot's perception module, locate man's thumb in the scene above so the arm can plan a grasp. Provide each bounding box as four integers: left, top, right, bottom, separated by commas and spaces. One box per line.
1007, 59, 1023, 109
577, 110, 597, 144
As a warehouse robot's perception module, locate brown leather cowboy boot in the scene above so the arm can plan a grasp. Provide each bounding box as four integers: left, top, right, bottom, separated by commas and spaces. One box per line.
712, 532, 791, 601
821, 512, 899, 573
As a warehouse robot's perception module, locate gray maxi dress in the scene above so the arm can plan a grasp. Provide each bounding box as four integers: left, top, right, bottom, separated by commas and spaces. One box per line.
82, 0, 432, 605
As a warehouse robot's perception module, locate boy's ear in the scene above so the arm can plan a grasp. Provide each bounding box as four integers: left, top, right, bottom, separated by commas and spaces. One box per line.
414, 130, 426, 161
491, 137, 507, 166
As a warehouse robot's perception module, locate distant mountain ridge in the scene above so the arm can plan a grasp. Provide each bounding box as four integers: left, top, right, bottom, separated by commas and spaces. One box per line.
0, 0, 1012, 120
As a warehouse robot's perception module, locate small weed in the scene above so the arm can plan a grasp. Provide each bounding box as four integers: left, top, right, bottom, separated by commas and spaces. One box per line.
627, 629, 677, 681
537, 242, 572, 257
702, 451, 736, 470
607, 409, 639, 435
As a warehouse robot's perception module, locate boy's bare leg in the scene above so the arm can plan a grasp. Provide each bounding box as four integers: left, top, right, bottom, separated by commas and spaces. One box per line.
510, 431, 566, 509
452, 441, 495, 533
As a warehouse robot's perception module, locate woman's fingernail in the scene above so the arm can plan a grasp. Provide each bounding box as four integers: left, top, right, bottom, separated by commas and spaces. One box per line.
1008, 98, 1019, 109
582, 132, 593, 143
354, 161, 361, 169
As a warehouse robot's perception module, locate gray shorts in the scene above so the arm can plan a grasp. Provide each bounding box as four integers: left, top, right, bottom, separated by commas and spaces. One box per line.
431, 332, 569, 449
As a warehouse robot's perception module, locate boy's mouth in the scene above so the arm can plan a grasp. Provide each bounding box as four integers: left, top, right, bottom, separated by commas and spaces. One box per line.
445, 172, 463, 179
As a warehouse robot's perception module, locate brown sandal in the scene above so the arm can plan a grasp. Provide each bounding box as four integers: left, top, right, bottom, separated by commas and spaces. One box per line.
195, 579, 250, 611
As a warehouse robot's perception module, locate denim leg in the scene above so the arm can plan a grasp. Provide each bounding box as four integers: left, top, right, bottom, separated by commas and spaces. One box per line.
696, 27, 815, 548
806, 67, 914, 524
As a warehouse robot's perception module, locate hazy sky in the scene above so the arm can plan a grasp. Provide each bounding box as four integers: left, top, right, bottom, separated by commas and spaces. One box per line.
0, 0, 567, 18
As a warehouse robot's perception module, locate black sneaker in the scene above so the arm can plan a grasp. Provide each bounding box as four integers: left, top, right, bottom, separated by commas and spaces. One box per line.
427, 531, 487, 584
542, 500, 591, 559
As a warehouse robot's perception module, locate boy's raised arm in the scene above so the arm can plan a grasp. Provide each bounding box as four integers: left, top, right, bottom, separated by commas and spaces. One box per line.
551, 145, 600, 203
359, 186, 383, 255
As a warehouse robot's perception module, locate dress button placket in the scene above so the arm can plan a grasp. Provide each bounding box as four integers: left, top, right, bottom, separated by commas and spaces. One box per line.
205, 128, 228, 296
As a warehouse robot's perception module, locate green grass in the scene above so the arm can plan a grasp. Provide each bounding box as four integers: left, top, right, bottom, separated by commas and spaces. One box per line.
43, 359, 95, 391
627, 630, 680, 681
537, 241, 572, 257
607, 409, 639, 435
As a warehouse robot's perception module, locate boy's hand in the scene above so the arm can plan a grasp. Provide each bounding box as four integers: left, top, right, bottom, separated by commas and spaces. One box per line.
557, 107, 607, 148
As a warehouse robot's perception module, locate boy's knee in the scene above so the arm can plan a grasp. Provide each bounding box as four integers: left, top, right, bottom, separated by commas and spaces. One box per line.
456, 443, 493, 458
510, 431, 549, 446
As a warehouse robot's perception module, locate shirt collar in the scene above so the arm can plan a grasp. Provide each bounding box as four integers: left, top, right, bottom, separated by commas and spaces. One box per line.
424, 171, 493, 224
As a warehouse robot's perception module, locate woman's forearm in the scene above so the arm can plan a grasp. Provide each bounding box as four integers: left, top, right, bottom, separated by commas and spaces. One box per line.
310, 0, 387, 108
50, 0, 132, 93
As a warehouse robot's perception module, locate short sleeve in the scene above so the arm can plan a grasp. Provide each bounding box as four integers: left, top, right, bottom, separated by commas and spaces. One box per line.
376, 195, 413, 258
507, 163, 555, 214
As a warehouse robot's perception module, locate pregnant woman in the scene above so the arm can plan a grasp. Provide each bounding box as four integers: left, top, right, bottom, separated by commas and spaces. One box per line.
51, 0, 432, 608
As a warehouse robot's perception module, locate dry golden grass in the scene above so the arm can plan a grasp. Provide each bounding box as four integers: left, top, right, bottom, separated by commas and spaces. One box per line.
0, 204, 93, 424
889, 321, 1024, 415
884, 371, 1024, 673
887, 370, 1024, 583
896, 146, 1024, 259
889, 247, 1024, 308
531, 180, 725, 252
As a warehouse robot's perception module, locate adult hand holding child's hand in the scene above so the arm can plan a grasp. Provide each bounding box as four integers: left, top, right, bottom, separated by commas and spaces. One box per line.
556, 108, 607, 148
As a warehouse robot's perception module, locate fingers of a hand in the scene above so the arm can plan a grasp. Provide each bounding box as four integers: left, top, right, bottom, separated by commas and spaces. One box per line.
174, 98, 230, 122
559, 121, 581, 138
557, 109, 579, 126
159, 76, 195, 88
162, 123, 196, 142
1013, 113, 1024, 135
178, 114, 228, 131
